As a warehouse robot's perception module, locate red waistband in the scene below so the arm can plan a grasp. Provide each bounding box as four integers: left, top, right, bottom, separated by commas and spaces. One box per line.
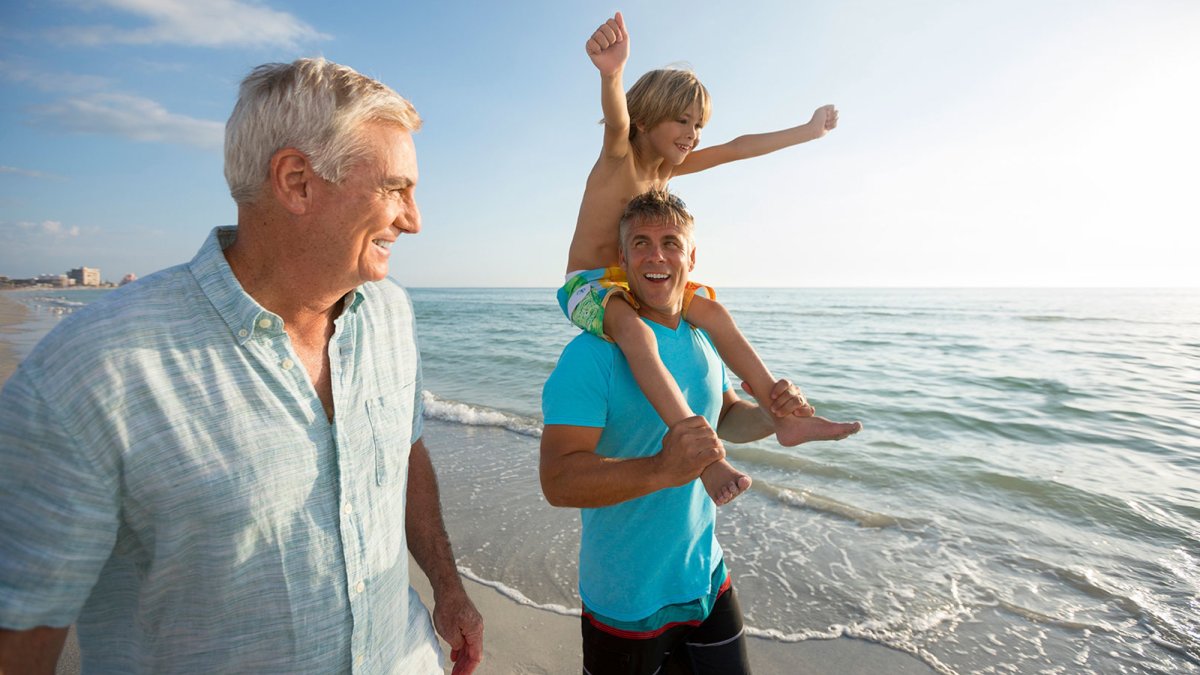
582, 575, 733, 640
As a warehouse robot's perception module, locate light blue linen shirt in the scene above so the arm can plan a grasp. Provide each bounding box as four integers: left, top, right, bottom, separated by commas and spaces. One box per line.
0, 227, 442, 673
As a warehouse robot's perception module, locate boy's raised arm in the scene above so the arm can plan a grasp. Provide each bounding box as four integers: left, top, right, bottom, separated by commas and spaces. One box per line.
675, 104, 839, 176
586, 12, 632, 158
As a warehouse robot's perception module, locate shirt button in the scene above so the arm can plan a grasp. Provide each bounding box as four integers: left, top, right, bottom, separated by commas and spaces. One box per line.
281, 358, 294, 371
258, 318, 272, 329
355, 654, 364, 666
343, 502, 354, 515
237, 329, 248, 338
356, 581, 365, 594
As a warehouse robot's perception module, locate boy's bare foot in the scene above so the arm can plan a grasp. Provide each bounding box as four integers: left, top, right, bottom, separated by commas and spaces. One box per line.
701, 459, 753, 506
775, 415, 862, 447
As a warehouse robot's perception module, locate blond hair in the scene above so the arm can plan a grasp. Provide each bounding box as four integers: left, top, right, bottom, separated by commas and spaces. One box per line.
224, 58, 421, 205
625, 67, 711, 141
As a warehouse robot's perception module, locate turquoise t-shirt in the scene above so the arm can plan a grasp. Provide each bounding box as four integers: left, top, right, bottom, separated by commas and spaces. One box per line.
542, 318, 730, 622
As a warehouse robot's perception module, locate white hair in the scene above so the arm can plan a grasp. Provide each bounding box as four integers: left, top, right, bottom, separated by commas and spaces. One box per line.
224, 57, 421, 205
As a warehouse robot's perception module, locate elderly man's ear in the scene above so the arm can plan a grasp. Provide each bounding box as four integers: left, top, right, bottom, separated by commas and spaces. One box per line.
269, 148, 317, 215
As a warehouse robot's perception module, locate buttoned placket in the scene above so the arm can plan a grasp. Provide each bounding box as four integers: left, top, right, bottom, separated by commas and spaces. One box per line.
249, 313, 316, 417
329, 305, 373, 672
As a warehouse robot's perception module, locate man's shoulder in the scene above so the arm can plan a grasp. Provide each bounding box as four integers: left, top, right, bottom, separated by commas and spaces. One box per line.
8, 263, 202, 408
360, 278, 414, 319
365, 276, 409, 299
543, 332, 616, 423
546, 332, 617, 393
558, 331, 618, 364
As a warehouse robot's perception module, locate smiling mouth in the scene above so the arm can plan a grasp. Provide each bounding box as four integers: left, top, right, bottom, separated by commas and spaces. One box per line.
675, 144, 690, 153
373, 239, 393, 251
644, 273, 669, 281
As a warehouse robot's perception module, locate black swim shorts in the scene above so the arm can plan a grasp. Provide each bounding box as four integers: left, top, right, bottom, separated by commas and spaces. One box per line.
581, 586, 752, 675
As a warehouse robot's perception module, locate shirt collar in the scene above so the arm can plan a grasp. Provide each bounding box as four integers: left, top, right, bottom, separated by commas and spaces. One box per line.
188, 226, 365, 346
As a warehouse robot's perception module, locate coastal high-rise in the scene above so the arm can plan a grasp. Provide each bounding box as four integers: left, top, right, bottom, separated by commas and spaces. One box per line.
68, 266, 101, 287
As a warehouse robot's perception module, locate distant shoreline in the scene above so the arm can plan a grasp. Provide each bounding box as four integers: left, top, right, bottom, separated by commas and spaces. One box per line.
1, 285, 117, 292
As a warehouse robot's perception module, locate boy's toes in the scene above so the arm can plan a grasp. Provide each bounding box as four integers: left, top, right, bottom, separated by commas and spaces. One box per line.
717, 484, 737, 505
715, 476, 753, 506
836, 421, 864, 440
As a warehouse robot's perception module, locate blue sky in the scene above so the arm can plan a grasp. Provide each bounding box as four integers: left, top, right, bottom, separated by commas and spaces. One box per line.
2, 0, 1197, 287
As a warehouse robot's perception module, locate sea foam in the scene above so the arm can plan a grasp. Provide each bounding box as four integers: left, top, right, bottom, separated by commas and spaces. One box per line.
422, 390, 543, 438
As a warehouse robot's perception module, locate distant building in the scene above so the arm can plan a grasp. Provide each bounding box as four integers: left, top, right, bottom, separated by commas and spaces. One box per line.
120, 273, 138, 286
69, 266, 101, 287
36, 274, 70, 287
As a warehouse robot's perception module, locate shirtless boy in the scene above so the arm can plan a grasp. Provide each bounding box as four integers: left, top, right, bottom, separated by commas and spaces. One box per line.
560, 12, 862, 505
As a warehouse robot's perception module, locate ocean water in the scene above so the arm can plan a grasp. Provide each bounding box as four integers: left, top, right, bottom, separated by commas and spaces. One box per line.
6, 286, 1199, 674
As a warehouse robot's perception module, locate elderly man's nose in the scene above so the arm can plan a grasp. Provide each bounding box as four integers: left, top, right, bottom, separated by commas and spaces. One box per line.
397, 200, 421, 234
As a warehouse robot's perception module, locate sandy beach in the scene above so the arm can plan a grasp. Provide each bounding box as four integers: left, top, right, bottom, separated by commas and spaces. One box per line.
409, 562, 937, 674
0, 296, 932, 675
44, 556, 937, 674
47, 567, 936, 674
0, 292, 29, 384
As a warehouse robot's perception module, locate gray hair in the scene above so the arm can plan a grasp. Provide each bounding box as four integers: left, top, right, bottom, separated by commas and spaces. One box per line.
618, 189, 696, 254
224, 57, 421, 205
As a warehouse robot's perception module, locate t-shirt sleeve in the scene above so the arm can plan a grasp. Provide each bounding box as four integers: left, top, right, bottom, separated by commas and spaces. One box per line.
542, 336, 612, 428
0, 362, 120, 629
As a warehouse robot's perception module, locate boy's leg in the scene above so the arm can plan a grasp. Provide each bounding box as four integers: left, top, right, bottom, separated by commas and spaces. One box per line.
604, 298, 692, 424
685, 295, 862, 447
605, 299, 750, 506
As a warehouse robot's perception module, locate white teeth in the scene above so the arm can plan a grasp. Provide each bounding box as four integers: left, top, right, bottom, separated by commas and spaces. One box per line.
645, 273, 669, 280
373, 239, 392, 250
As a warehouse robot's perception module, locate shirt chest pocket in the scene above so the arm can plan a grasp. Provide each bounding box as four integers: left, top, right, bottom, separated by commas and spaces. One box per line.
366, 389, 414, 486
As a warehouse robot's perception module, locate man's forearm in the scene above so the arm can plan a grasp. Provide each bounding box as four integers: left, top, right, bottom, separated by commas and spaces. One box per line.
404, 439, 463, 598
540, 450, 668, 508
540, 418, 721, 508
0, 626, 69, 675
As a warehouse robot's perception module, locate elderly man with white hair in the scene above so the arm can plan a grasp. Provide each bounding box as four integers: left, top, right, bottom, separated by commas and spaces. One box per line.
0, 58, 483, 674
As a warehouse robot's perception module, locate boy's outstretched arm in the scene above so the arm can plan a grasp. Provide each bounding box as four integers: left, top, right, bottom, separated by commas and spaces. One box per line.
675, 104, 839, 176
587, 12, 632, 157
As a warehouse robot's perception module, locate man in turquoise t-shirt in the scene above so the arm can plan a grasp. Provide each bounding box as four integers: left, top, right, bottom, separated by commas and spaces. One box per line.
541, 190, 811, 674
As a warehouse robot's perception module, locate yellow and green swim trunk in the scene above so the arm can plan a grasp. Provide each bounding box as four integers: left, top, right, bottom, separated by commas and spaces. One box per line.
556, 267, 715, 341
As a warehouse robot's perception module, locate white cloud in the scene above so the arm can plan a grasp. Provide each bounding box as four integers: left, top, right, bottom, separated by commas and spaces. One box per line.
0, 59, 112, 92
53, 0, 328, 49
32, 93, 223, 149
42, 221, 81, 238
13, 220, 82, 240
0, 166, 65, 180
